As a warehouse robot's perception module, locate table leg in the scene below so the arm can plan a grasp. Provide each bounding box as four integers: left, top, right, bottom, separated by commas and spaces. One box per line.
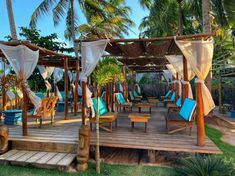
150, 107, 151, 114
138, 107, 141, 113
109, 122, 112, 132
131, 122, 134, 131
145, 122, 147, 133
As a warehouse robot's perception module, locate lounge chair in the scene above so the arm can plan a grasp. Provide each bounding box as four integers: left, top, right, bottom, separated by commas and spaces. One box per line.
129, 91, 141, 103
167, 96, 182, 112
163, 92, 176, 107
134, 90, 142, 99
115, 93, 132, 112
165, 98, 197, 135
89, 97, 118, 132
160, 90, 172, 100
29, 96, 58, 128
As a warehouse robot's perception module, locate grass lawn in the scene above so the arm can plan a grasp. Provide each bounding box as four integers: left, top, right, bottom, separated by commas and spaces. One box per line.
0, 126, 234, 176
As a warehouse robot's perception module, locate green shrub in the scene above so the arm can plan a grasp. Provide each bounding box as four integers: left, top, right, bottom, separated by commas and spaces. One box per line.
175, 155, 234, 176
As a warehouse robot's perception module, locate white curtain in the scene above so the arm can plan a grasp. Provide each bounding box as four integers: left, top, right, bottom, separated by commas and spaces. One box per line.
53, 68, 64, 101
38, 65, 54, 90
0, 60, 11, 76
0, 44, 41, 108
166, 64, 177, 78
68, 71, 76, 83
136, 73, 144, 83
6, 90, 15, 100
175, 37, 215, 115
80, 39, 109, 117
135, 84, 141, 94
119, 83, 123, 92
165, 55, 195, 98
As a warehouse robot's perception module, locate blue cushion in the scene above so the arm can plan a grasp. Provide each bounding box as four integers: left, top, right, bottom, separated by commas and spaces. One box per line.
164, 90, 171, 98
179, 98, 197, 121
92, 97, 108, 116
170, 92, 176, 101
35, 92, 45, 99
134, 91, 138, 97
129, 91, 134, 101
116, 93, 126, 104
176, 97, 181, 107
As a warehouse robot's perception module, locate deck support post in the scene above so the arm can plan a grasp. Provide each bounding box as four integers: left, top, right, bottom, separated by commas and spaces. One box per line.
74, 59, 79, 115
182, 56, 189, 102
64, 57, 69, 120
196, 81, 205, 146
147, 150, 156, 163
22, 84, 28, 136
82, 81, 87, 125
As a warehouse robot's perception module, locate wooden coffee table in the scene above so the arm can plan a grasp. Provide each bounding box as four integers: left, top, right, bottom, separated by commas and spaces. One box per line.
136, 103, 153, 113
128, 113, 150, 132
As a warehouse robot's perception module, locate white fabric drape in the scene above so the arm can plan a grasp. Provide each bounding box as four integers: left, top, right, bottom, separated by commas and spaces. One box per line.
38, 65, 54, 90
53, 68, 64, 101
163, 70, 173, 84
175, 37, 215, 115
135, 84, 141, 94
165, 55, 195, 98
6, 90, 15, 100
0, 44, 41, 108
68, 71, 76, 83
0, 60, 11, 77
136, 73, 144, 83
80, 39, 109, 117
166, 64, 177, 78
119, 83, 123, 92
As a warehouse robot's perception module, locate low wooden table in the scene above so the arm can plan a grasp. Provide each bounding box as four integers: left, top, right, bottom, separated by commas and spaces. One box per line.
128, 113, 150, 132
136, 103, 153, 113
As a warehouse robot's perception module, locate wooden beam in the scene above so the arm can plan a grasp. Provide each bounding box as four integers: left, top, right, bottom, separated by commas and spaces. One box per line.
64, 58, 69, 120
196, 81, 205, 146
22, 84, 28, 136
74, 60, 79, 115
82, 81, 87, 125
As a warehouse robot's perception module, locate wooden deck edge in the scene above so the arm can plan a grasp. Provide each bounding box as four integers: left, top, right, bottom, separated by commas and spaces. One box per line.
212, 114, 235, 129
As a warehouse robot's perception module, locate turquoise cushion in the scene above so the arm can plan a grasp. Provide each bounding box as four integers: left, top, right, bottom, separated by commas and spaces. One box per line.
35, 92, 45, 99
170, 92, 176, 101
164, 90, 171, 98
92, 97, 108, 116
116, 93, 126, 104
179, 98, 197, 121
134, 91, 138, 97
129, 91, 134, 101
176, 97, 181, 107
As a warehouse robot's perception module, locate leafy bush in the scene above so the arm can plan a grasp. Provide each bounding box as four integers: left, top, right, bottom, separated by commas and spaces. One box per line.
175, 155, 234, 176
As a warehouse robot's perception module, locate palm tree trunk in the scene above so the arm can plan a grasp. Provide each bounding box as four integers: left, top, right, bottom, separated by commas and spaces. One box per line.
6, 0, 17, 41
177, 0, 183, 35
202, 0, 212, 92
71, 0, 78, 57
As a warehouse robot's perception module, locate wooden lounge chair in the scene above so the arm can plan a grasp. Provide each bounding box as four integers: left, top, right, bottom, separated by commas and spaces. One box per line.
129, 91, 141, 103
134, 90, 142, 99
89, 97, 118, 132
167, 96, 182, 112
29, 96, 58, 128
163, 91, 176, 107
160, 90, 172, 100
165, 98, 197, 135
115, 93, 132, 112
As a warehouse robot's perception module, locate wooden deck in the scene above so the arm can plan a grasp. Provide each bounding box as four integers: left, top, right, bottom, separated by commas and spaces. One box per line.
4, 106, 222, 155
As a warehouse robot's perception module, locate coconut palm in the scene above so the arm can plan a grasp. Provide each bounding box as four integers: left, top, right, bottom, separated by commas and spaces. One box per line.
6, 0, 17, 40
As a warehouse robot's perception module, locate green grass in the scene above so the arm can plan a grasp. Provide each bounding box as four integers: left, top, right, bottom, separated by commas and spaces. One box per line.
0, 162, 174, 176
0, 126, 234, 176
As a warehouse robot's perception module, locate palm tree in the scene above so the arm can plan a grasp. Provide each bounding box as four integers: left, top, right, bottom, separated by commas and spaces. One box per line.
6, 0, 18, 40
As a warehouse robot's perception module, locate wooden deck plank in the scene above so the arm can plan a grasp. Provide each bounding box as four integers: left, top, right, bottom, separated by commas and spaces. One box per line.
46, 153, 67, 165
0, 150, 18, 160
57, 153, 76, 166
35, 152, 58, 164
15, 151, 38, 162
7, 150, 28, 161
26, 152, 48, 163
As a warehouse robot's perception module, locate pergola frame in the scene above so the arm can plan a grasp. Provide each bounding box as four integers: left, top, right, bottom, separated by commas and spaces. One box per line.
75, 33, 215, 146
0, 41, 80, 136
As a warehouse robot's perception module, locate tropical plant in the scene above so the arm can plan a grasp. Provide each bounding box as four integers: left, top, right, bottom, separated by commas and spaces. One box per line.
175, 155, 235, 176
92, 63, 124, 173
6, 0, 17, 40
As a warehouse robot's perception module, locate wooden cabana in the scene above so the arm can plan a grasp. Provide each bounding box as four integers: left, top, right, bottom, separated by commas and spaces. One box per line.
76, 33, 215, 146
0, 41, 80, 136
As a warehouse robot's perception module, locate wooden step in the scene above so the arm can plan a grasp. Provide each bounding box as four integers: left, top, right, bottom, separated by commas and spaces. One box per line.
0, 150, 76, 170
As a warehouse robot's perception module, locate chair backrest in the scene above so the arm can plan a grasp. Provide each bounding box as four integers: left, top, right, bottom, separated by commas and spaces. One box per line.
176, 97, 181, 107
129, 91, 134, 101
179, 98, 197, 121
35, 92, 45, 99
164, 90, 171, 98
116, 93, 126, 104
92, 97, 108, 116
134, 90, 138, 97
170, 92, 176, 101
35, 96, 58, 116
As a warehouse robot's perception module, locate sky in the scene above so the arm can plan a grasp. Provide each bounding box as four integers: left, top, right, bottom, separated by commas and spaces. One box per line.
0, 0, 149, 45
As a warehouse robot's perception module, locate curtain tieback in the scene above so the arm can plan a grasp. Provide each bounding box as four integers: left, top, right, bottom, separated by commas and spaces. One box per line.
181, 80, 189, 85
195, 78, 205, 84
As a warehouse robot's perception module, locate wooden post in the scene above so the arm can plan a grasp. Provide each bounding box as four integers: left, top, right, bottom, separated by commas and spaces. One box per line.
74, 60, 79, 115
64, 57, 69, 120
171, 76, 175, 92
111, 82, 116, 112
122, 64, 128, 100
131, 71, 135, 94
182, 56, 189, 102
218, 76, 222, 113
22, 84, 28, 136
82, 81, 87, 125
176, 73, 179, 100
2, 60, 7, 111
105, 83, 109, 110
196, 81, 205, 146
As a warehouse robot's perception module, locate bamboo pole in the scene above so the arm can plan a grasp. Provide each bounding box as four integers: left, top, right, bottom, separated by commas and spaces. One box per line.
64, 57, 69, 120
196, 81, 205, 146
74, 60, 79, 115
182, 56, 189, 102
82, 81, 87, 125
